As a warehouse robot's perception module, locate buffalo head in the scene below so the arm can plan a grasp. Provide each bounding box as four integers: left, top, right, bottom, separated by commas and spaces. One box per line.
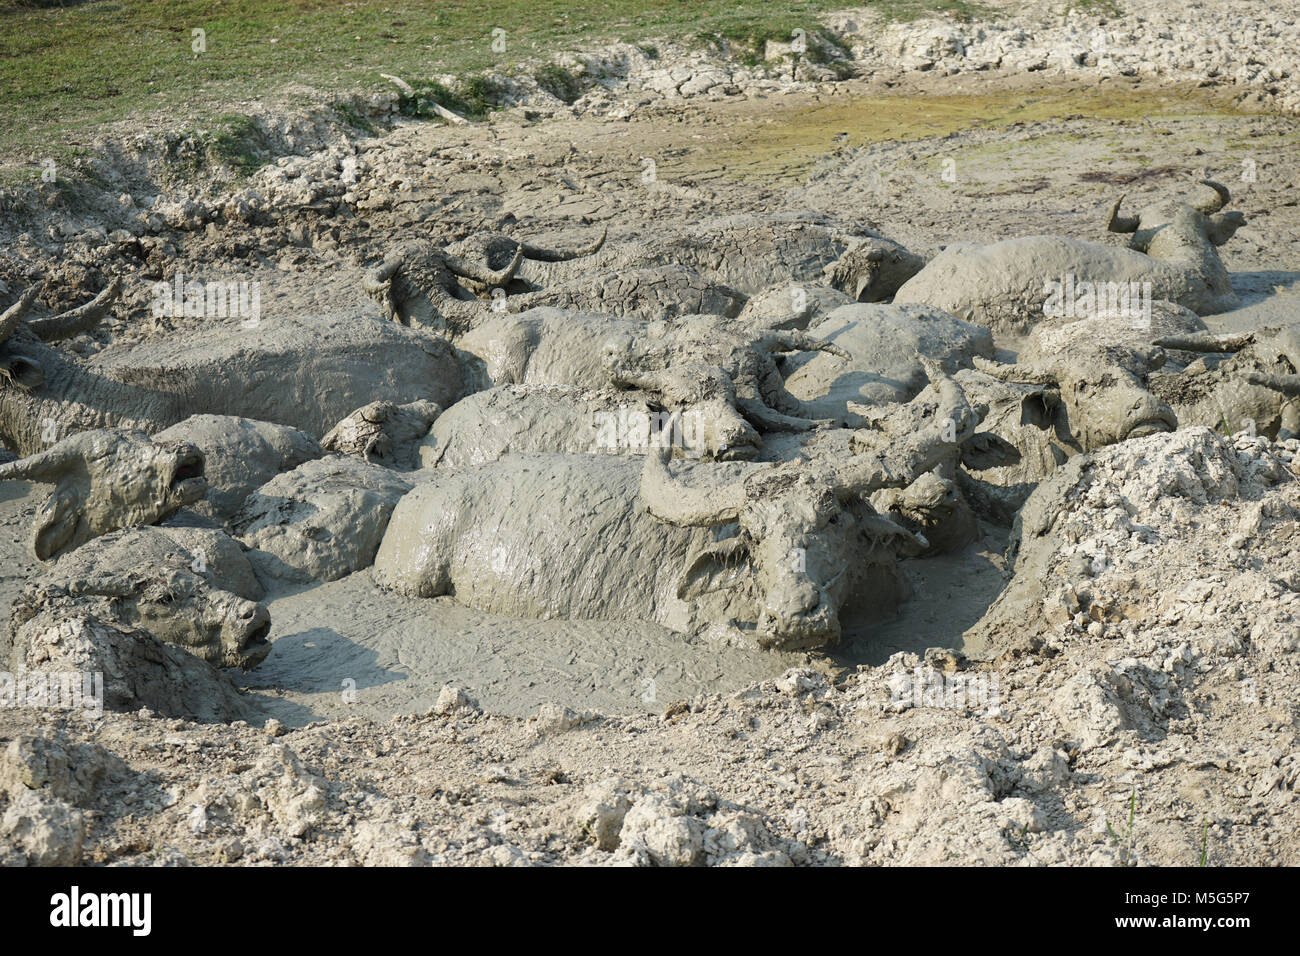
821, 236, 927, 302
0, 278, 121, 391
604, 361, 762, 460
972, 344, 1176, 452
0, 429, 207, 560
639, 358, 978, 649
1106, 179, 1245, 258
17, 565, 271, 670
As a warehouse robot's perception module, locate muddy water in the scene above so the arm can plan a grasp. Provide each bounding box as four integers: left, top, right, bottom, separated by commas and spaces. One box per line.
0, 465, 1008, 726
662, 85, 1243, 185
0, 480, 38, 636
242, 573, 811, 724
14, 79, 1300, 725
226, 83, 1300, 723
243, 546, 1011, 725
238, 516, 1012, 724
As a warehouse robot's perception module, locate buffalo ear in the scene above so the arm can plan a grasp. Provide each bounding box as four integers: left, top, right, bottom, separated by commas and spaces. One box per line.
677, 536, 751, 601
1207, 211, 1246, 246
1019, 388, 1059, 430
0, 353, 43, 389
961, 431, 1021, 471
32, 487, 81, 561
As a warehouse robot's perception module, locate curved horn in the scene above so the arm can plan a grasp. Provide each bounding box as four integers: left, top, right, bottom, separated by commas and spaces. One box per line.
28, 278, 121, 342
756, 330, 850, 360
640, 445, 745, 527
522, 226, 607, 262
972, 355, 1060, 386
1242, 371, 1300, 396
750, 363, 843, 425
445, 247, 525, 286
1193, 179, 1231, 215
1106, 195, 1139, 233
0, 283, 43, 344
363, 259, 402, 322
1153, 331, 1253, 354
363, 259, 401, 292
831, 357, 978, 498
0, 442, 80, 483
736, 396, 833, 432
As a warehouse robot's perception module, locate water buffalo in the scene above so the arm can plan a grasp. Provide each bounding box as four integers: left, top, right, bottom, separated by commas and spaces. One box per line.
372, 359, 977, 649
0, 279, 465, 456
894, 181, 1246, 333
10, 527, 272, 670
0, 429, 207, 560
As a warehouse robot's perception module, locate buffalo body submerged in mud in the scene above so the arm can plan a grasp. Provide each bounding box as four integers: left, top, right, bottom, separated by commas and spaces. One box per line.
373, 361, 978, 649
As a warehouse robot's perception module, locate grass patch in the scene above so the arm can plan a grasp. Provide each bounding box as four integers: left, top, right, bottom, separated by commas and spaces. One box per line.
696, 21, 841, 67
398, 76, 505, 121
206, 114, 270, 175
0, 0, 91, 7
717, 22, 809, 61
156, 115, 271, 179
330, 100, 378, 134
0, 0, 1000, 158
1069, 0, 1123, 15
865, 0, 994, 22
533, 63, 584, 104
0, 150, 101, 210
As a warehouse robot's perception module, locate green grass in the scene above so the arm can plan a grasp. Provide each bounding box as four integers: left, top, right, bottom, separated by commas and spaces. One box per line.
1105, 789, 1139, 865
695, 23, 857, 69
0, 137, 112, 210
872, 0, 992, 21
0, 0, 997, 158
1069, 0, 1122, 15
207, 113, 271, 174
533, 63, 584, 105
329, 99, 378, 134
398, 76, 505, 120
